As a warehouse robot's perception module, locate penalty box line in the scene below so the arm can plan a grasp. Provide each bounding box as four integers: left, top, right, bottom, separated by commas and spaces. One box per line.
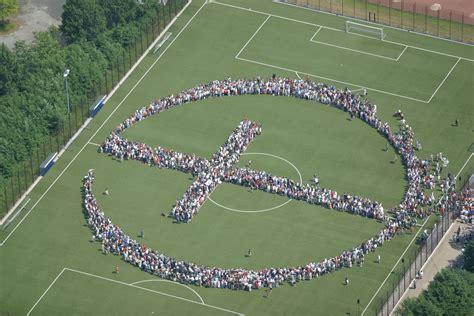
216, 0, 465, 103
0, 0, 202, 247
310, 26, 409, 62
27, 267, 244, 316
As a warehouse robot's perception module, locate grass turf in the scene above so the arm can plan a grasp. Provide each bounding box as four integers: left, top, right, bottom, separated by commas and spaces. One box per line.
0, 0, 473, 315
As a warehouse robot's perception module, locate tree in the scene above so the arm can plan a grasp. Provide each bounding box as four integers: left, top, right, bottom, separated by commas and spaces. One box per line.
0, 0, 18, 25
0, 44, 17, 95
464, 239, 474, 272
397, 268, 474, 316
399, 297, 442, 316
60, 0, 106, 44
97, 0, 139, 28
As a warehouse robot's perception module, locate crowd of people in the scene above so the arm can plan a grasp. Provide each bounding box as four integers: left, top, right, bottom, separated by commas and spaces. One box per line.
83, 171, 402, 291
89, 76, 466, 290
169, 119, 261, 222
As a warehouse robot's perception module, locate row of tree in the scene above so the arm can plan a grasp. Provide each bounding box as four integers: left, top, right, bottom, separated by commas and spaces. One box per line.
397, 239, 474, 315
0, 0, 165, 184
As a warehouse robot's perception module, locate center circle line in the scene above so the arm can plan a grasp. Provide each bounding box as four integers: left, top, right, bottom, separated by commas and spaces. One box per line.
207, 152, 303, 213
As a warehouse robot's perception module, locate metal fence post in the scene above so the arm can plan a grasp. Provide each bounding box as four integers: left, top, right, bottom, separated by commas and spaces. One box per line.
401, 1, 404, 28
134, 36, 139, 63
449, 10, 452, 39
17, 171, 21, 196
424, 6, 428, 33
73, 101, 78, 129
377, 0, 380, 23
10, 176, 15, 204
365, 0, 368, 20
140, 27, 144, 54
122, 50, 126, 78
4, 185, 8, 212
24, 162, 28, 191
413, 3, 416, 30
437, 10, 440, 36
389, 1, 391, 25
29, 156, 34, 182
68, 112, 72, 139
169, 0, 172, 22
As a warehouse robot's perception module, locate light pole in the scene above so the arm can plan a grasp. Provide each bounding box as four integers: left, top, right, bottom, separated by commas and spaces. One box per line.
63, 69, 71, 113
63, 69, 72, 139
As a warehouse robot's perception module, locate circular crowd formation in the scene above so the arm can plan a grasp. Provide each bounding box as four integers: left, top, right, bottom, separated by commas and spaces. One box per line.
82, 76, 461, 291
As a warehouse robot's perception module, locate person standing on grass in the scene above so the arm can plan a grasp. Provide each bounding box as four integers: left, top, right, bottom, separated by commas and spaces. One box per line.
345, 276, 349, 285
247, 249, 252, 257
115, 264, 120, 274
377, 254, 381, 264
140, 229, 144, 238
264, 284, 273, 298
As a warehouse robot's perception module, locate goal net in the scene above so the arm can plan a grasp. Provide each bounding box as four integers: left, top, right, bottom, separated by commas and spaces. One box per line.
346, 21, 385, 40
153, 32, 172, 54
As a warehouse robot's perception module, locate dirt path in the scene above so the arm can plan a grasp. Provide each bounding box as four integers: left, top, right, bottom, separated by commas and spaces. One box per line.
0, 0, 65, 49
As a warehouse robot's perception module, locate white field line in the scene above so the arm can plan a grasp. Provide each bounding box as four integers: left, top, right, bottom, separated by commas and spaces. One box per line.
395, 46, 409, 61
309, 26, 408, 61
236, 56, 430, 103
361, 216, 430, 315
221, 1, 432, 103
456, 153, 474, 179
130, 279, 205, 304
273, 0, 474, 49
309, 26, 323, 41
27, 267, 244, 316
295, 71, 302, 80
27, 268, 67, 315
0, 0, 199, 247
310, 38, 400, 61
67, 268, 243, 315
213, 1, 340, 33
88, 142, 101, 147
390, 220, 458, 315
349, 30, 394, 43
235, 15, 271, 58
218, 0, 474, 62
427, 58, 462, 103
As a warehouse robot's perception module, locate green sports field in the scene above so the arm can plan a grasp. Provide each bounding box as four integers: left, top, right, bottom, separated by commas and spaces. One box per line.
1, 0, 473, 315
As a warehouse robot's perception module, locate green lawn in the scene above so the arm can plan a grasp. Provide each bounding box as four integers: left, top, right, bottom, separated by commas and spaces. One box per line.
1, 1, 473, 315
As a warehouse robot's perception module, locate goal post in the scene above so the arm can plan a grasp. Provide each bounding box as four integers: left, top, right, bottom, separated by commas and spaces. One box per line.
345, 21, 385, 40
153, 32, 172, 54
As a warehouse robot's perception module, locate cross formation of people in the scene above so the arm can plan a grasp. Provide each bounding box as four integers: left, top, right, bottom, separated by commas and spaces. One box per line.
81, 76, 468, 291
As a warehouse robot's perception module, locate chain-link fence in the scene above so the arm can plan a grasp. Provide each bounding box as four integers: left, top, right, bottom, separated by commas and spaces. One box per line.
375, 204, 460, 315
0, 0, 189, 220
278, 0, 474, 43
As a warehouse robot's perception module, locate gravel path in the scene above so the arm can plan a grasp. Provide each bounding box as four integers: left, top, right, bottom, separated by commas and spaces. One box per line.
0, 0, 65, 49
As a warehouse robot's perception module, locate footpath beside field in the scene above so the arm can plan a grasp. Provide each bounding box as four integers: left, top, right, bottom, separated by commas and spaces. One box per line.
394, 221, 470, 312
